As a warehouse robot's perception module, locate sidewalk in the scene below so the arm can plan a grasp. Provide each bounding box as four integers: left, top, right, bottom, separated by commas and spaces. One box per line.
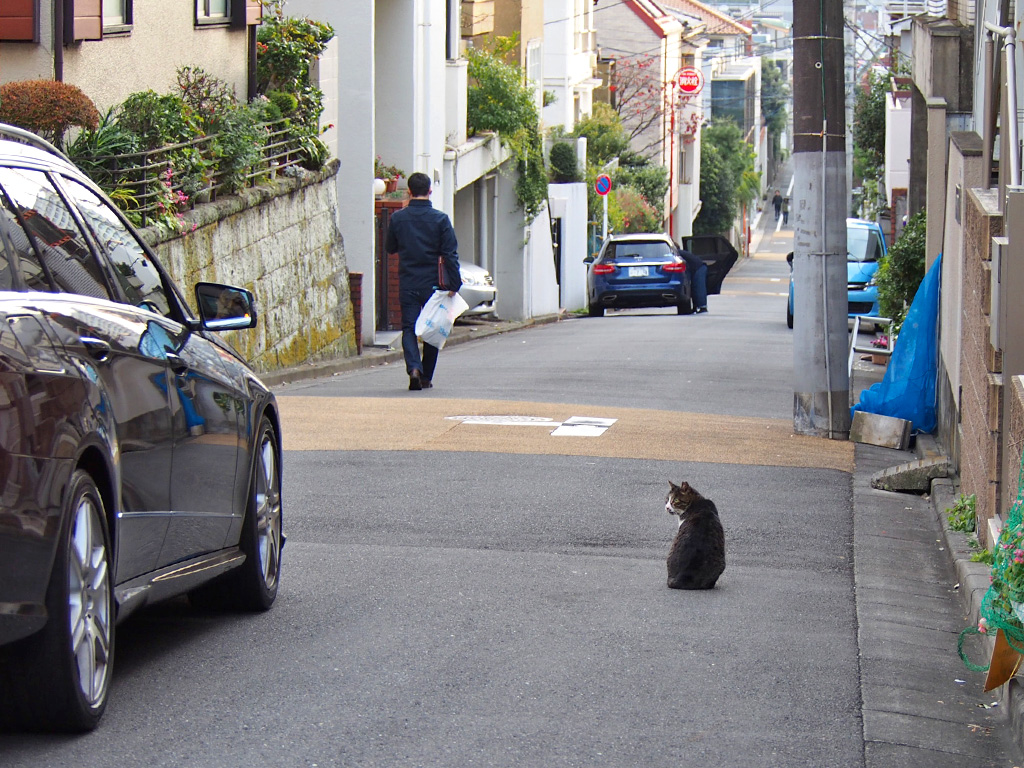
766, 192, 1019, 763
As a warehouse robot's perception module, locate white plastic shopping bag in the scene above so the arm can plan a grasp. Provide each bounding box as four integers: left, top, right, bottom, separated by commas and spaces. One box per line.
414, 290, 470, 349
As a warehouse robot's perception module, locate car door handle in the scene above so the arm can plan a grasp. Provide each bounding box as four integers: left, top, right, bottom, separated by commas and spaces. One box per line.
165, 352, 190, 377
79, 336, 111, 362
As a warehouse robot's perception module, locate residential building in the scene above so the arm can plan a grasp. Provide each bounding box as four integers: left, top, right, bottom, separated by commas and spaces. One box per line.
288, 0, 557, 345
0, 1, 259, 112
542, 0, 601, 132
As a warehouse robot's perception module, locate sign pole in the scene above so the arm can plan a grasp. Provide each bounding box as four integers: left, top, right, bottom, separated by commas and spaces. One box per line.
602, 194, 608, 241
595, 173, 612, 243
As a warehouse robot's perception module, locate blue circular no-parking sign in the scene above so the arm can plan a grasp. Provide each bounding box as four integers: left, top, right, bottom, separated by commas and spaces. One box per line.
595, 174, 612, 196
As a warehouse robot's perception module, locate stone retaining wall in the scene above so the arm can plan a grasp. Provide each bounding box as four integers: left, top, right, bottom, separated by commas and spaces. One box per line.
139, 160, 356, 373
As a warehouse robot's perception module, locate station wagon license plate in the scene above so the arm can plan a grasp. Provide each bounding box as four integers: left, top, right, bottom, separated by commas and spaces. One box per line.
628, 266, 648, 277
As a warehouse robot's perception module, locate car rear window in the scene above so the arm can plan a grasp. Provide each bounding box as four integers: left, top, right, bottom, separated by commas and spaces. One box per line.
605, 241, 675, 262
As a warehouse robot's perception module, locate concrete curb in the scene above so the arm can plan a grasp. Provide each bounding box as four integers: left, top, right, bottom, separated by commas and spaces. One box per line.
927, 435, 1024, 756
258, 312, 566, 388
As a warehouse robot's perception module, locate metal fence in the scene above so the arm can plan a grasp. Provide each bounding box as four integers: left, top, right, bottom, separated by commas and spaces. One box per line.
79, 118, 308, 227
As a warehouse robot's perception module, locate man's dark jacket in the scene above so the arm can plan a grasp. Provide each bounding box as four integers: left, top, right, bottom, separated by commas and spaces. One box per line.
385, 199, 462, 293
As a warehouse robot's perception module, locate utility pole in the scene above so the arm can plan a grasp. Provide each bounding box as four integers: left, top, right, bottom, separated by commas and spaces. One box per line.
791, 0, 850, 439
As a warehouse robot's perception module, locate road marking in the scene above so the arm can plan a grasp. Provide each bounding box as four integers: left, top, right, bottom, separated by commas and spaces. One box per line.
278, 396, 854, 471
446, 414, 617, 437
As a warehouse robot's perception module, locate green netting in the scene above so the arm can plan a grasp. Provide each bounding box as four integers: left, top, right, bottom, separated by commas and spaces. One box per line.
958, 453, 1024, 672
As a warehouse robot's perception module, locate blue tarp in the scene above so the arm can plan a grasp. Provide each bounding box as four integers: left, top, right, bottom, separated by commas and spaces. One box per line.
852, 253, 941, 433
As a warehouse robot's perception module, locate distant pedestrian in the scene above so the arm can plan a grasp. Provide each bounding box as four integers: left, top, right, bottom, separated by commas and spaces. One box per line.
385, 172, 462, 391
679, 247, 709, 314
782, 196, 789, 225
772, 189, 782, 220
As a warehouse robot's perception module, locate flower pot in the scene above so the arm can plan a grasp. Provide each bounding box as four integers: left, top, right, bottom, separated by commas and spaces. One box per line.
386, 178, 399, 194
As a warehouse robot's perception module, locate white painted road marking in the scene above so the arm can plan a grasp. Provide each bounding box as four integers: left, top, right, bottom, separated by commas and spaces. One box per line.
445, 414, 617, 437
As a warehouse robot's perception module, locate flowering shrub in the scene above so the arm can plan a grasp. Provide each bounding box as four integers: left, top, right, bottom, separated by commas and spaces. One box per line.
960, 492, 1024, 671
610, 186, 662, 234
870, 334, 889, 349
151, 167, 196, 235
0, 80, 100, 148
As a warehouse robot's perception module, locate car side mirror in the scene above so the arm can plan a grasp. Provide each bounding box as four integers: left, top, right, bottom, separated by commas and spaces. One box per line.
195, 283, 257, 331
583, 254, 595, 264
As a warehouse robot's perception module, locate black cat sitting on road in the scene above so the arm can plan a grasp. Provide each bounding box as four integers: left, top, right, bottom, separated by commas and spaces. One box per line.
665, 481, 726, 590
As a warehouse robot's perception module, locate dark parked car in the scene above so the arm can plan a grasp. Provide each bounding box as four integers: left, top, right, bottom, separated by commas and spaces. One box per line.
0, 124, 283, 731
586, 232, 737, 316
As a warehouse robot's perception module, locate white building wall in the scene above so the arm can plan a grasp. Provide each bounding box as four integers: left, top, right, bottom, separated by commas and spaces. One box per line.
885, 92, 911, 202
542, 0, 597, 132
547, 182, 589, 311
289, 0, 376, 343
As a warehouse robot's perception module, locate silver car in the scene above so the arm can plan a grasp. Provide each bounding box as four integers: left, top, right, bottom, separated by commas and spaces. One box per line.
459, 262, 497, 317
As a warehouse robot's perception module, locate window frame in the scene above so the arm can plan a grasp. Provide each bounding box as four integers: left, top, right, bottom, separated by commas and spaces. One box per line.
102, 0, 133, 34
195, 0, 230, 27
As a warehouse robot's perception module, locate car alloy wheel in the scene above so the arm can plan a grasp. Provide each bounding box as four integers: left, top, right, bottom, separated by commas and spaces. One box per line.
253, 419, 283, 594
68, 480, 114, 713
188, 416, 283, 612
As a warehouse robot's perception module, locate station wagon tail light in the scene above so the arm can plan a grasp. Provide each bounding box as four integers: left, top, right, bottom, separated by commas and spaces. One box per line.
663, 262, 686, 273
592, 263, 616, 274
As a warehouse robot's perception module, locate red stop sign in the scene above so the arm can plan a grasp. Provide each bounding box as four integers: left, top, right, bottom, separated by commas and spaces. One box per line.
676, 68, 704, 95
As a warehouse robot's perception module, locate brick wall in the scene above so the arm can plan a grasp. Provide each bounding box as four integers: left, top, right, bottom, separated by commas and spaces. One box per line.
959, 187, 1003, 540
141, 160, 357, 374
1006, 376, 1024, 511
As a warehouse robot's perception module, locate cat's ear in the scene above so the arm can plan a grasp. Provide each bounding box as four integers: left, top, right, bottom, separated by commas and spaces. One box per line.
669, 481, 679, 491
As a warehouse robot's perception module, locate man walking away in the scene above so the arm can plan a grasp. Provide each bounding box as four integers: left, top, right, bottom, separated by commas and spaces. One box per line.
772, 189, 782, 221
385, 172, 462, 391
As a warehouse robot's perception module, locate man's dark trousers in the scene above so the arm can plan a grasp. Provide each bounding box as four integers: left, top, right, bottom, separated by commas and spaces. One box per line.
401, 286, 439, 381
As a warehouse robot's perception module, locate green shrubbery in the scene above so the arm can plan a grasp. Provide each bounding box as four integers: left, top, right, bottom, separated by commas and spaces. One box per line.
877, 210, 926, 329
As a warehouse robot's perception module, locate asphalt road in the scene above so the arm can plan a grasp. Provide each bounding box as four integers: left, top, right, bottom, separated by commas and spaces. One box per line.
1, 246, 873, 767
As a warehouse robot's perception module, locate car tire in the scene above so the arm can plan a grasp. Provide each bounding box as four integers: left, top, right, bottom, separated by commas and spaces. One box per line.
677, 297, 694, 315
588, 303, 604, 317
0, 470, 114, 732
189, 416, 282, 612
787, 304, 794, 329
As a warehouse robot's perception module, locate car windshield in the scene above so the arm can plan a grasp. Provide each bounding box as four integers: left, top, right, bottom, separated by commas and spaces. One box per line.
848, 227, 883, 263
605, 241, 675, 262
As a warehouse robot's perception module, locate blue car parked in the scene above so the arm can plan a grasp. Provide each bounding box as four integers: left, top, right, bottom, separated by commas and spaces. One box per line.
586, 233, 737, 317
786, 217, 888, 328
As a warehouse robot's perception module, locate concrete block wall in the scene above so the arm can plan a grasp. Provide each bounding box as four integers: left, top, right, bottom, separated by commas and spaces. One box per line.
959, 187, 1003, 541
141, 160, 357, 374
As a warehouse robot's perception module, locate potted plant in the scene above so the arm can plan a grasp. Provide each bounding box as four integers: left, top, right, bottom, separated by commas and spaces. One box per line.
374, 156, 404, 193
870, 334, 890, 365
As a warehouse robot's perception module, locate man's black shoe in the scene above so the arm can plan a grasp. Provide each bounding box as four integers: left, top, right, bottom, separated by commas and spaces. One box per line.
409, 370, 423, 390
695, 306, 708, 314
421, 379, 433, 389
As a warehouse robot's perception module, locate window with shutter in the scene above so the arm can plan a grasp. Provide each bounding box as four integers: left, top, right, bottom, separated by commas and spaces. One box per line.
66, 0, 102, 41
0, 0, 37, 42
